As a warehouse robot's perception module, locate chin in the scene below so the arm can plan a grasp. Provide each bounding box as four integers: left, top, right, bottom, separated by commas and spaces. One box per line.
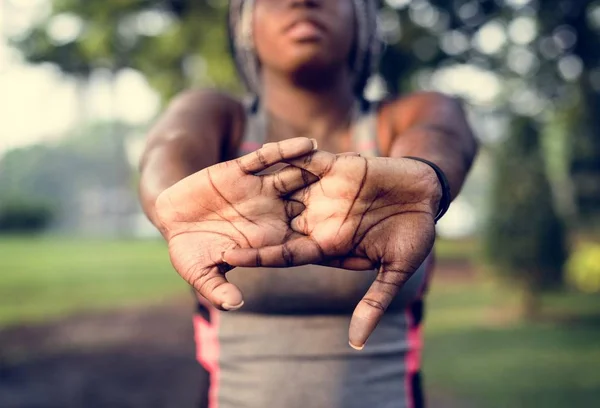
284, 48, 340, 73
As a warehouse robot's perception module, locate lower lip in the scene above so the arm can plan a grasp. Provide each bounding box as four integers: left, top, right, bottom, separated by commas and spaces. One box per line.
287, 22, 324, 41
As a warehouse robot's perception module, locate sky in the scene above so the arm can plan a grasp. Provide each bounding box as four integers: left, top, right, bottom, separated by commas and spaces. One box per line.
0, 0, 160, 155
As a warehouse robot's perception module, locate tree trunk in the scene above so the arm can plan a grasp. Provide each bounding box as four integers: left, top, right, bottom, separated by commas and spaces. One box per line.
521, 287, 541, 321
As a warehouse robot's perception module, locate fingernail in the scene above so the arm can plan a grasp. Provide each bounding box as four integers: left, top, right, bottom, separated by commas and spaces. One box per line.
349, 341, 365, 351
222, 301, 245, 311
310, 138, 318, 150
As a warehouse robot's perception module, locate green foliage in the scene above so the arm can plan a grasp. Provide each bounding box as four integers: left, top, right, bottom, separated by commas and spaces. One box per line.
536, 1, 600, 225
425, 277, 600, 408
0, 197, 55, 233
568, 89, 600, 226
484, 117, 568, 292
9, 0, 600, 238
0, 237, 180, 326
567, 243, 600, 293
11, 0, 239, 102
0, 121, 137, 230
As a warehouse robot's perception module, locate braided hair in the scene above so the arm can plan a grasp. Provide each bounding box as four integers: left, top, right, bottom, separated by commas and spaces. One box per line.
227, 0, 381, 101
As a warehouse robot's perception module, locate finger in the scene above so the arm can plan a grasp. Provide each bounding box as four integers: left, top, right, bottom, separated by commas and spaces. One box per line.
263, 165, 319, 196
348, 262, 413, 350
323, 257, 375, 271
223, 237, 325, 268
338, 152, 361, 157
283, 150, 338, 178
290, 213, 309, 235
177, 261, 244, 311
285, 200, 305, 220
236, 138, 317, 174
288, 183, 312, 205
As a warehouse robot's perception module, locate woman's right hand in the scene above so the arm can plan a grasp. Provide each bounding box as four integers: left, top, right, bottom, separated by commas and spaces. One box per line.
154, 137, 318, 310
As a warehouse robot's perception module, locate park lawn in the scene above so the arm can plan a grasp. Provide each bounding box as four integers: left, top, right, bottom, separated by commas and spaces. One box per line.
424, 277, 600, 408
0, 236, 186, 326
0, 236, 471, 327
2, 237, 600, 407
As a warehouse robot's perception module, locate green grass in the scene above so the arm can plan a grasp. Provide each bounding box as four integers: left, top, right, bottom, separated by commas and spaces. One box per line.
0, 236, 186, 326
0, 236, 473, 327
424, 277, 600, 408
434, 237, 479, 263
2, 236, 600, 407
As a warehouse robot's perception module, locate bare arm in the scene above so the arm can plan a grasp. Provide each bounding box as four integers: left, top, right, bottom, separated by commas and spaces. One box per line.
138, 90, 244, 227
387, 92, 479, 201
223, 92, 479, 347
138, 90, 324, 307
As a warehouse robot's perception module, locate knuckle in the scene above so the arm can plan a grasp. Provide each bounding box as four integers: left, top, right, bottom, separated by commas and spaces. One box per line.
274, 173, 288, 195
256, 149, 269, 167
193, 273, 223, 299
319, 158, 335, 178
185, 263, 210, 290
361, 297, 387, 312
375, 278, 403, 294
236, 158, 249, 173
255, 250, 263, 267
302, 152, 314, 167
277, 141, 285, 160
281, 244, 294, 266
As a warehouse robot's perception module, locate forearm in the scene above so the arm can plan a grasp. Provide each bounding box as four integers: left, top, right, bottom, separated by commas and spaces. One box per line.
389, 125, 477, 200
139, 131, 220, 227
138, 90, 240, 228
387, 93, 478, 200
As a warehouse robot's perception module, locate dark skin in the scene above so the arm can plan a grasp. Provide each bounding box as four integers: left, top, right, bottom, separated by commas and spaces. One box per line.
139, 0, 478, 348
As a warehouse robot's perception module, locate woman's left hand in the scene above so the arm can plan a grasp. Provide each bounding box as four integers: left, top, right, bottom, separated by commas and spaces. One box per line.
223, 150, 442, 349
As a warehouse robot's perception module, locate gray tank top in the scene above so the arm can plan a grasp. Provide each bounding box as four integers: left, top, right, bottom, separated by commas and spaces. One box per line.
198, 101, 430, 408
225, 100, 428, 314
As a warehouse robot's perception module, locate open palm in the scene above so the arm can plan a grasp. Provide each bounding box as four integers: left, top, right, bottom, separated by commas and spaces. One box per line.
154, 138, 317, 310
224, 151, 441, 347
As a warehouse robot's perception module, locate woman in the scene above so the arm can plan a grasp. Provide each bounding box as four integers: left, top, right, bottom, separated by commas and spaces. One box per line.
139, 1, 477, 407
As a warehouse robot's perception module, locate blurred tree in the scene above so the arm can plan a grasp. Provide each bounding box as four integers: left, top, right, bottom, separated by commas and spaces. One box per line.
11, 0, 599, 244
0, 196, 55, 234
379, 0, 504, 93
567, 242, 600, 294
12, 0, 237, 102
484, 117, 568, 318
535, 0, 600, 229
0, 122, 138, 233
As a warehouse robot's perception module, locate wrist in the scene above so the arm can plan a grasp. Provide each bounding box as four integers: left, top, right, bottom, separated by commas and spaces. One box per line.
403, 157, 451, 223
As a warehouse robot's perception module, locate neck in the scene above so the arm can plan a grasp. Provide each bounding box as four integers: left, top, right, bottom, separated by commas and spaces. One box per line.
260, 68, 357, 143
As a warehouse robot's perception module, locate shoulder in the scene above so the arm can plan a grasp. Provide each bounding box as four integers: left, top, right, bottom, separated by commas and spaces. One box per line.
160, 89, 248, 158
375, 92, 468, 154
167, 88, 246, 122
380, 91, 465, 130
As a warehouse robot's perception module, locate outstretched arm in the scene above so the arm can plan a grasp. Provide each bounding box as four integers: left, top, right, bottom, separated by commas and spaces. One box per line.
223, 92, 479, 348
139, 90, 324, 308
139, 90, 244, 228
386, 92, 478, 201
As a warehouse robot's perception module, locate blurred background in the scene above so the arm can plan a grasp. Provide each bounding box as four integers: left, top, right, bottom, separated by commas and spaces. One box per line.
1, 0, 599, 407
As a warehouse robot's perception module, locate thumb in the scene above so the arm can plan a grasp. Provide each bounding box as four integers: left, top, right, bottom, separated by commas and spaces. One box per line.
172, 254, 244, 311
349, 217, 435, 349
348, 261, 412, 350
